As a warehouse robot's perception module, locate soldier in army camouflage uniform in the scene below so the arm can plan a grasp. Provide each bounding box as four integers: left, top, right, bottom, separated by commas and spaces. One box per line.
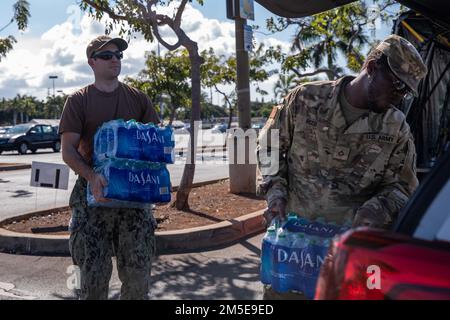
256, 35, 427, 299
59, 36, 159, 300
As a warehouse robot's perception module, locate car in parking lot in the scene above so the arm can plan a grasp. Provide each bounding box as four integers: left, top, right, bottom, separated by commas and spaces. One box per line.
0, 126, 12, 134
0, 123, 61, 154
315, 148, 450, 300
211, 123, 228, 133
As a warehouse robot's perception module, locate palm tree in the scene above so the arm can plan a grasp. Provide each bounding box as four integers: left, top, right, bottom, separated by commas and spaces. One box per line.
273, 73, 299, 102
266, 1, 400, 80
45, 95, 66, 119
292, 3, 370, 79
7, 94, 38, 124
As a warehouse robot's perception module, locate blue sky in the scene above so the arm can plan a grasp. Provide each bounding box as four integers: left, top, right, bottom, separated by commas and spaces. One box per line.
0, 0, 394, 102
0, 0, 292, 41
1, 0, 75, 36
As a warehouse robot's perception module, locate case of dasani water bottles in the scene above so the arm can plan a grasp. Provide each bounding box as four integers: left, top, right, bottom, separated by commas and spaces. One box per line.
260, 213, 351, 299
88, 119, 174, 209
87, 158, 171, 209
93, 119, 175, 165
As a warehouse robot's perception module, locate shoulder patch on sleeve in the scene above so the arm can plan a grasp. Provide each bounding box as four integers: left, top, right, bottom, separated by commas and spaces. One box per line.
269, 105, 283, 120
269, 106, 278, 120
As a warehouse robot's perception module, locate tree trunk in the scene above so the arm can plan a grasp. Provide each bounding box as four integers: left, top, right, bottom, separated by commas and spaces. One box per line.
213, 84, 234, 129
228, 102, 233, 129
169, 104, 176, 126
174, 43, 203, 210
327, 49, 334, 80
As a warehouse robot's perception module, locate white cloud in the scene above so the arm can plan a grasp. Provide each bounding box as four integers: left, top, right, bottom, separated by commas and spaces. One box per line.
0, 3, 291, 102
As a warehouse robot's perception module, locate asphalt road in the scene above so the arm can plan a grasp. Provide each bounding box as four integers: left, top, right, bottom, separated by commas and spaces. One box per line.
0, 232, 264, 300
0, 149, 229, 221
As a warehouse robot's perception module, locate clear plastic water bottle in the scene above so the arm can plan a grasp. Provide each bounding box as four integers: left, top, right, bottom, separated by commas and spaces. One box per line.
271, 229, 292, 293
118, 120, 142, 160
140, 125, 175, 163
315, 216, 327, 226
287, 212, 297, 220
277, 228, 291, 246
322, 238, 332, 250
160, 126, 175, 163
292, 232, 308, 249
260, 226, 276, 285
94, 120, 120, 164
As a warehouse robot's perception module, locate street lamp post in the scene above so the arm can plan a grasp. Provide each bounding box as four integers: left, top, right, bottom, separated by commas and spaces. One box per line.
49, 75, 58, 97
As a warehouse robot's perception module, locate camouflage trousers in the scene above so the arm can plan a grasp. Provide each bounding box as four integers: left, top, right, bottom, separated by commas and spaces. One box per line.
262, 285, 309, 300
68, 177, 157, 300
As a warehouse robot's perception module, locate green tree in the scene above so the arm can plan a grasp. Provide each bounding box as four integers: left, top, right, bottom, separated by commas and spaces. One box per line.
200, 48, 236, 128
0, 0, 30, 62
0, 98, 17, 124
273, 73, 298, 102
266, 0, 399, 80
125, 49, 191, 125
81, 0, 204, 210
1, 94, 37, 124
273, 73, 320, 102
249, 43, 277, 96
201, 44, 277, 128
44, 94, 67, 119
251, 99, 274, 118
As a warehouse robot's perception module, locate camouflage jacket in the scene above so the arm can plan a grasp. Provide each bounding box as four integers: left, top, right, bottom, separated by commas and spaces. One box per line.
256, 76, 418, 226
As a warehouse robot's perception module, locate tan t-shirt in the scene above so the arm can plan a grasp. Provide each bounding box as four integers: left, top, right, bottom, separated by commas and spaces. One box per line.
59, 82, 160, 164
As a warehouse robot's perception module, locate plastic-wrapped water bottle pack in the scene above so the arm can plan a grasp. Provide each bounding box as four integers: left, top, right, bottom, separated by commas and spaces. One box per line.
260, 213, 351, 299
87, 158, 171, 209
88, 119, 173, 208
94, 119, 175, 165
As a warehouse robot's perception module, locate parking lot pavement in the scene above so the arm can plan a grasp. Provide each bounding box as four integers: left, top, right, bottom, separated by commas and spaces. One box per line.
0, 232, 264, 300
0, 149, 64, 165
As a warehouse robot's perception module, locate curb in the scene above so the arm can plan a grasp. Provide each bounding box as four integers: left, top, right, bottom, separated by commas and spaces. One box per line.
0, 164, 31, 171
0, 209, 265, 256
0, 178, 266, 256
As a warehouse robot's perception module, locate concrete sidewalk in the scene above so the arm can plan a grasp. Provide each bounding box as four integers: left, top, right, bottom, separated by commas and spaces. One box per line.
0, 232, 264, 300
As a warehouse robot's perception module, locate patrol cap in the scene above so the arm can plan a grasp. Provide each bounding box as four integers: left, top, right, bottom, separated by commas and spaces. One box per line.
374, 34, 427, 97
86, 35, 128, 59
